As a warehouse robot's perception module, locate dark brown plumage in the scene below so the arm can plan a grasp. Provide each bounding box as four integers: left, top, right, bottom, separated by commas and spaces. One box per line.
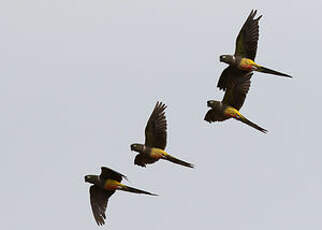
85, 167, 156, 226
145, 101, 167, 150
218, 10, 291, 91
205, 73, 252, 122
221, 72, 252, 110
205, 72, 267, 133
134, 101, 167, 167
131, 102, 194, 168
87, 167, 125, 226
89, 185, 114, 226
100, 167, 127, 182
234, 9, 262, 60
218, 10, 262, 91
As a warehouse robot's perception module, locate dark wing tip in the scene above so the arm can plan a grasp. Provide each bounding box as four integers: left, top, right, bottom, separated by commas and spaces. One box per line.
89, 186, 110, 226
100, 167, 127, 182
96, 219, 105, 226
217, 84, 226, 91
100, 166, 111, 172
134, 161, 147, 168
249, 9, 262, 21
256, 14, 263, 21
145, 101, 168, 149
93, 212, 106, 226
156, 101, 167, 110
204, 110, 217, 123
134, 163, 147, 168
204, 114, 212, 123
217, 75, 227, 91
134, 155, 147, 167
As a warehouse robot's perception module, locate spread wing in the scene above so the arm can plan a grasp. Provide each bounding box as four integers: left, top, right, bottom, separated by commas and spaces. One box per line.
134, 154, 147, 167
204, 109, 226, 123
100, 167, 127, 182
222, 73, 252, 110
89, 185, 115, 226
234, 10, 262, 60
144, 101, 167, 149
134, 153, 158, 167
217, 66, 246, 91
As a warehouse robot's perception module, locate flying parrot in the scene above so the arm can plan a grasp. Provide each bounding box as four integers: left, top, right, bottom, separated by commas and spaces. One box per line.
131, 101, 194, 168
205, 72, 267, 133
218, 10, 292, 91
84, 167, 157, 225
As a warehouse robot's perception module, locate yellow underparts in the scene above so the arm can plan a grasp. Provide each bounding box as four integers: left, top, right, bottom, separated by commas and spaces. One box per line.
150, 148, 168, 159
224, 107, 243, 119
104, 179, 125, 190
239, 58, 261, 71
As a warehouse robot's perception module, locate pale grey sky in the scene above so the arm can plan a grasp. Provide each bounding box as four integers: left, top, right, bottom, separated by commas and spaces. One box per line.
1, 0, 322, 229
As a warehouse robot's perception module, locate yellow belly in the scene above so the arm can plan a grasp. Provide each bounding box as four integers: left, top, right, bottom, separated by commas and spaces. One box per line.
239, 58, 260, 71
150, 148, 167, 159
224, 107, 242, 119
104, 179, 121, 190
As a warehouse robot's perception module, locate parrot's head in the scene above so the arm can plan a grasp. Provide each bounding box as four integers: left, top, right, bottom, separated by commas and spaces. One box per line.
84, 175, 99, 185
207, 100, 221, 109
130, 143, 144, 153
220, 55, 235, 65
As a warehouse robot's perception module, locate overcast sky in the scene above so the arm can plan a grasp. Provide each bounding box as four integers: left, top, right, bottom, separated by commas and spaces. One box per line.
1, 0, 322, 229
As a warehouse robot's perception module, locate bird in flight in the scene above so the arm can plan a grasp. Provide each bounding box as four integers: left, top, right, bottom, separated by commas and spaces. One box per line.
84, 167, 157, 226
205, 72, 267, 133
218, 10, 292, 91
131, 101, 194, 168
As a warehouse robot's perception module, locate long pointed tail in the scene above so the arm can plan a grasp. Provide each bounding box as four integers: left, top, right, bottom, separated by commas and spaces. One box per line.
164, 154, 194, 168
257, 66, 292, 78
239, 116, 268, 133
120, 185, 158, 196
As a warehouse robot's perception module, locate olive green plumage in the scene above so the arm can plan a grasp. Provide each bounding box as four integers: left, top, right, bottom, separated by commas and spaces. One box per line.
85, 167, 156, 226
205, 72, 267, 133
131, 101, 194, 168
218, 10, 292, 91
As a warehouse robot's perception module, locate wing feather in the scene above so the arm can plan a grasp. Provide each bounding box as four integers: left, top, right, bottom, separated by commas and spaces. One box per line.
100, 167, 127, 182
89, 185, 115, 226
204, 109, 226, 123
234, 10, 262, 60
222, 73, 252, 110
144, 102, 167, 149
134, 153, 158, 167
217, 66, 245, 91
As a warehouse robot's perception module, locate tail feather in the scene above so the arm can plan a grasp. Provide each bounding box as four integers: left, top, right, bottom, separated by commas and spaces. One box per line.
239, 116, 268, 133
121, 185, 158, 196
258, 66, 292, 78
164, 154, 194, 168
